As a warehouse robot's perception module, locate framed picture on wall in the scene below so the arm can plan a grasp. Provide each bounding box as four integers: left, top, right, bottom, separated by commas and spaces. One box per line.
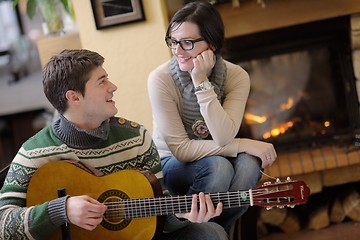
91, 0, 145, 29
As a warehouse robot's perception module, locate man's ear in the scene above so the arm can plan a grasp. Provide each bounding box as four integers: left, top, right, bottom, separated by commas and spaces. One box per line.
65, 90, 80, 103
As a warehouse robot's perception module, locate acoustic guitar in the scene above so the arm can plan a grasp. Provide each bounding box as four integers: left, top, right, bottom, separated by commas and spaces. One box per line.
27, 161, 310, 240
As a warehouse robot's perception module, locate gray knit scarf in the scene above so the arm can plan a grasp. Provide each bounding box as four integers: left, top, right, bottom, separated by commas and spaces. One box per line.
170, 55, 227, 139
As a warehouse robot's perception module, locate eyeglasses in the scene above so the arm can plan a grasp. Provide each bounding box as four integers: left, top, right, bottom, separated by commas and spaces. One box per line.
165, 37, 205, 51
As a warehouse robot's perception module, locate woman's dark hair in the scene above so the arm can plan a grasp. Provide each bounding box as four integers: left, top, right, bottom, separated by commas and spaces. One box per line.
42, 49, 104, 114
165, 1, 225, 54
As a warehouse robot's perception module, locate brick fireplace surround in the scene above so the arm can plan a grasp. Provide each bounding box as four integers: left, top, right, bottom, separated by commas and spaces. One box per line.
211, 0, 360, 239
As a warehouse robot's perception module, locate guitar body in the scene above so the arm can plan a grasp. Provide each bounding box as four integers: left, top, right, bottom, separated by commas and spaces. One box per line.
27, 161, 162, 240
27, 161, 310, 239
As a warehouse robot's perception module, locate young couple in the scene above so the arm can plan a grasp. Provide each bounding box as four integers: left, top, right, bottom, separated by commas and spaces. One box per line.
0, 2, 276, 239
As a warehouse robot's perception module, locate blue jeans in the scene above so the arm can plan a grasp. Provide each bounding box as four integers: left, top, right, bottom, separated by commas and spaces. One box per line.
159, 222, 228, 240
161, 153, 262, 230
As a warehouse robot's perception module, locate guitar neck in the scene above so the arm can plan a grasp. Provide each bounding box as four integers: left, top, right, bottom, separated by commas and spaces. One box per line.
117, 179, 309, 219
120, 191, 249, 218
121, 190, 252, 219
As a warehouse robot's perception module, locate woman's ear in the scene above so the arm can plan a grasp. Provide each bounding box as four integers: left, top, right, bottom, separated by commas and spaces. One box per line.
210, 45, 216, 51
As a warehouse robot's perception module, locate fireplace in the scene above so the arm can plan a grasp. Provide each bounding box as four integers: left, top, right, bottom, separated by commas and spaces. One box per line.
223, 16, 360, 152
221, 14, 360, 239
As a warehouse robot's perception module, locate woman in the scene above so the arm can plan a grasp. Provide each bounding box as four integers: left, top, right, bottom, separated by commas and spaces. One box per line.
148, 1, 277, 230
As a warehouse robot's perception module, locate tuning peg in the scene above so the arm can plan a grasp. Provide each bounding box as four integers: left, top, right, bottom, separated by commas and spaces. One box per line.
278, 206, 285, 209
286, 177, 292, 182
287, 205, 295, 208
275, 178, 281, 183
266, 206, 273, 210
263, 181, 272, 186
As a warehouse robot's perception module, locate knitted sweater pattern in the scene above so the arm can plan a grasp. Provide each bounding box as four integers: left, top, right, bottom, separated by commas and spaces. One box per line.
0, 116, 161, 239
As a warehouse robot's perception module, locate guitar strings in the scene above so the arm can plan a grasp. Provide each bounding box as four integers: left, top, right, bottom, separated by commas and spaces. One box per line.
101, 188, 295, 219
259, 169, 278, 180
103, 196, 292, 219
102, 171, 289, 219
103, 188, 291, 208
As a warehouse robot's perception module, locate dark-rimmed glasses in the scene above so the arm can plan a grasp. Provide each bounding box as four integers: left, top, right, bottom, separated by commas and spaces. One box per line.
165, 37, 204, 51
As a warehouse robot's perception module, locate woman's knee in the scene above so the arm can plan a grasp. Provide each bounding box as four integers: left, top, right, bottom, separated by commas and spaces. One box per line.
190, 156, 234, 193
199, 156, 234, 180
230, 153, 262, 189
235, 153, 262, 175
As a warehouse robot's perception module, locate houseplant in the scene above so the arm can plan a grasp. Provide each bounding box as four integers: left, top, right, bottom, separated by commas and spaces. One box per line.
13, 0, 75, 35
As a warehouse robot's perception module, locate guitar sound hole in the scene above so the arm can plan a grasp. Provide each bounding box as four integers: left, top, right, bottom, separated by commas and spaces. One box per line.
98, 189, 131, 231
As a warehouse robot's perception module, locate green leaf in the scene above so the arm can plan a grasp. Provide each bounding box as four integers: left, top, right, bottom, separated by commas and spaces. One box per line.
12, 0, 20, 8
26, 0, 37, 19
60, 0, 75, 19
10, 0, 75, 20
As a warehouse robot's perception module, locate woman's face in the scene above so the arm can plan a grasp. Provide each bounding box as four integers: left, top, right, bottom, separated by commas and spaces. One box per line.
169, 22, 210, 72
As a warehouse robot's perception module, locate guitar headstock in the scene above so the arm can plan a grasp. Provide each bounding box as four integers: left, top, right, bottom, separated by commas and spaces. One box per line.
254, 177, 310, 209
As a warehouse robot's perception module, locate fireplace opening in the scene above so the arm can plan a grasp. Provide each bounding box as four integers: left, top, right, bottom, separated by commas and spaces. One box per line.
223, 16, 360, 152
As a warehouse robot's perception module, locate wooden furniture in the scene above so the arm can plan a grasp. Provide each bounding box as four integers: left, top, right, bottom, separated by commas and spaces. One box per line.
0, 164, 10, 188
215, 0, 360, 38
37, 32, 82, 67
0, 71, 53, 167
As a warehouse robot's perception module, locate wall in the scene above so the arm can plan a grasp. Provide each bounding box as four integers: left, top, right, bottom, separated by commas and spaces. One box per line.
72, 0, 172, 132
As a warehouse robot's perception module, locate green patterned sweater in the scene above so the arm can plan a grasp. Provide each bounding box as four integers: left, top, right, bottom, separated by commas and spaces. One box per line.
0, 115, 166, 239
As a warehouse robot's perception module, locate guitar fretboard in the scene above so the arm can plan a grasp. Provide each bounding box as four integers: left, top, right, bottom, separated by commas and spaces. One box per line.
120, 191, 251, 219
102, 181, 308, 221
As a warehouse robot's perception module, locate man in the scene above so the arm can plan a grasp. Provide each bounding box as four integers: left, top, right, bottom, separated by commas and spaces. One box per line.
0, 49, 227, 239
